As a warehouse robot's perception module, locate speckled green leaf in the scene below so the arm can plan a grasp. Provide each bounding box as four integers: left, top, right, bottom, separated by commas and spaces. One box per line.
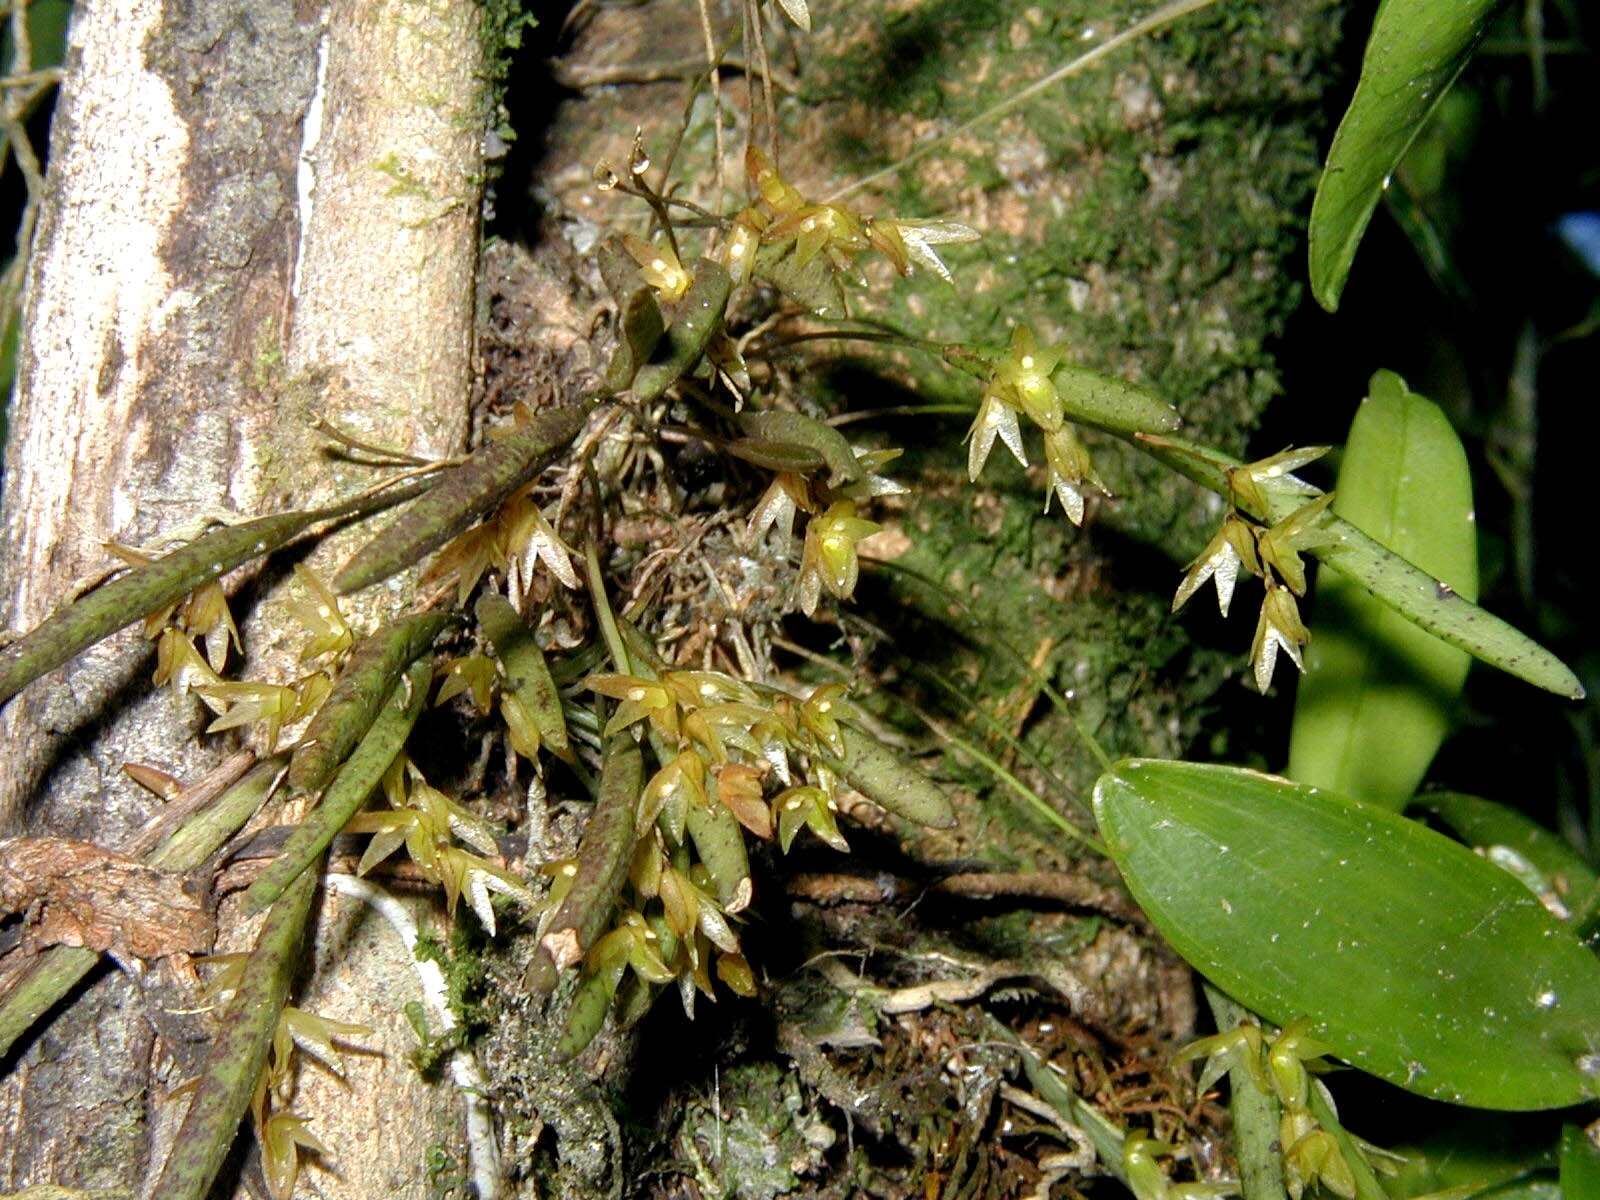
1308, 0, 1500, 311
630, 259, 733, 402
1093, 759, 1600, 1110
1289, 371, 1477, 809
1050, 363, 1179, 438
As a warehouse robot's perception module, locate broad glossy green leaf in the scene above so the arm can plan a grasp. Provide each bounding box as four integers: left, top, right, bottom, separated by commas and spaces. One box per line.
1093, 759, 1600, 1110
1308, 0, 1500, 311
1417, 792, 1597, 904
1133, 434, 1582, 699
1289, 371, 1477, 809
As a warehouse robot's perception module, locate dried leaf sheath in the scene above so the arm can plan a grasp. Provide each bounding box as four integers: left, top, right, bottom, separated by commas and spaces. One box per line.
333, 401, 595, 596
524, 733, 641, 996
0, 759, 284, 1058
246, 660, 429, 912
288, 611, 449, 794
152, 859, 320, 1200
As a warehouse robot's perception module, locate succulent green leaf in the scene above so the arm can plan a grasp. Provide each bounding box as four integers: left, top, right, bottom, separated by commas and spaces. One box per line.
247, 660, 429, 912
828, 723, 957, 829
288, 611, 448, 793
1308, 0, 1500, 311
1560, 1125, 1600, 1200
739, 408, 862, 486
556, 967, 621, 1062
1093, 759, 1600, 1110
153, 861, 320, 1200
333, 401, 593, 595
629, 259, 733, 402
0, 511, 312, 707
603, 286, 667, 393
1289, 371, 1477, 809
524, 734, 641, 997
684, 798, 752, 912
1416, 792, 1598, 902
753, 240, 846, 319
726, 437, 828, 474
476, 593, 570, 758
1049, 363, 1180, 437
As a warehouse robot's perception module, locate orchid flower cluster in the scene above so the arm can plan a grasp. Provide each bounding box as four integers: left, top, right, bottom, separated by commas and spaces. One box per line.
1177, 1018, 1365, 1200
141, 565, 352, 753
961, 325, 1108, 526
557, 670, 871, 1046
1169, 448, 1338, 692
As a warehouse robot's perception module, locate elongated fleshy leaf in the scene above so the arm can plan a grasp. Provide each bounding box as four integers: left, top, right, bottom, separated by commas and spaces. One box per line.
524, 734, 641, 996
475, 593, 569, 759
739, 408, 862, 486
153, 861, 320, 1200
630, 259, 733, 402
1135, 434, 1582, 699
684, 798, 752, 913
1289, 371, 1477, 809
333, 402, 593, 595
1417, 792, 1598, 901
247, 661, 429, 912
0, 480, 433, 708
1093, 759, 1600, 1110
828, 723, 957, 829
604, 287, 667, 393
1308, 0, 1499, 311
1050, 363, 1180, 437
288, 611, 448, 793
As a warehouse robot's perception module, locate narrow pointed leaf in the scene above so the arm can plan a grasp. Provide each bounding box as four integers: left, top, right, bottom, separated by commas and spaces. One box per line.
630, 259, 733, 402
333, 401, 593, 595
288, 611, 448, 793
753, 241, 846, 319
247, 660, 429, 912
1289, 371, 1477, 809
475, 593, 569, 759
525, 734, 641, 996
1308, 0, 1499, 311
1093, 759, 1600, 1110
153, 860, 319, 1200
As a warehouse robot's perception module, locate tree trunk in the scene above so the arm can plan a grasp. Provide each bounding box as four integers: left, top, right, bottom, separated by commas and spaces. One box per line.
0, 0, 485, 1193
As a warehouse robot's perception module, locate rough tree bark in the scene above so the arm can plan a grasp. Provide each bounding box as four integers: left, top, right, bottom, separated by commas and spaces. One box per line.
0, 0, 485, 1193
